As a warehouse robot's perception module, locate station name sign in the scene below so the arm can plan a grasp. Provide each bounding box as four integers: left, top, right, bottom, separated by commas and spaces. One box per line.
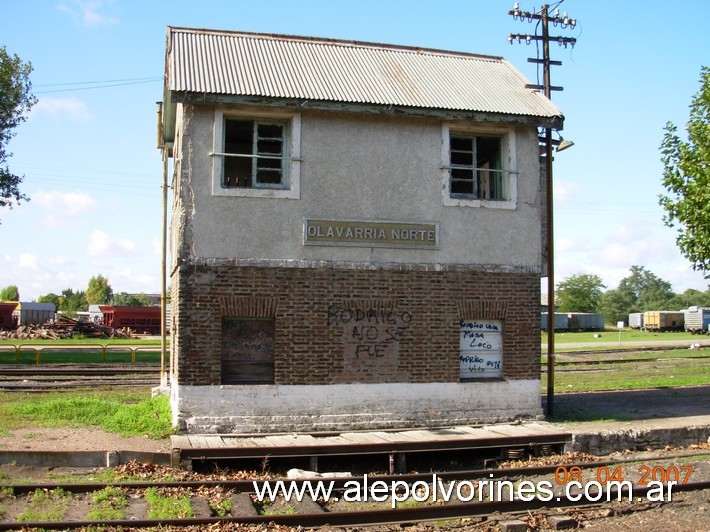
304, 218, 439, 249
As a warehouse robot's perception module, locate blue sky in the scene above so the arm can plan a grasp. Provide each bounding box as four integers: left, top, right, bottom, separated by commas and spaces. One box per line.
0, 0, 708, 300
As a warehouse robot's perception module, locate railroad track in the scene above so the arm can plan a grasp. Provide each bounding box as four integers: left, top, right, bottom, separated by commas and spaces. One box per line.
0, 363, 160, 390
1, 452, 708, 529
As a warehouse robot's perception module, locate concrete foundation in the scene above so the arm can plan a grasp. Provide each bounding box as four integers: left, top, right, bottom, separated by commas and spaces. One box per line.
170, 379, 543, 434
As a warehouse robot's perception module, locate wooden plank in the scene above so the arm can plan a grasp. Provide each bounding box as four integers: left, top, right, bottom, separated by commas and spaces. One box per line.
483, 425, 530, 437
261, 435, 303, 447
221, 437, 262, 448
520, 424, 569, 435
204, 436, 226, 448
170, 435, 192, 449
187, 435, 212, 448
370, 431, 414, 443
338, 432, 391, 444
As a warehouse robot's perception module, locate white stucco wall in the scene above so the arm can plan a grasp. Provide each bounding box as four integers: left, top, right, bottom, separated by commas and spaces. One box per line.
171, 379, 543, 434
174, 105, 542, 271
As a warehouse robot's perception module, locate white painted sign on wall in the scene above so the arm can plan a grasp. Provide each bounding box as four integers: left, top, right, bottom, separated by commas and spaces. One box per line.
459, 319, 503, 379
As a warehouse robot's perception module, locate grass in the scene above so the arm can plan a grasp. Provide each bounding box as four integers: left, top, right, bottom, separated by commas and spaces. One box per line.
17, 488, 71, 522
544, 354, 710, 393
542, 328, 704, 345
0, 347, 161, 365
145, 487, 194, 519
544, 348, 710, 365
0, 337, 163, 346
0, 388, 174, 439
86, 486, 128, 521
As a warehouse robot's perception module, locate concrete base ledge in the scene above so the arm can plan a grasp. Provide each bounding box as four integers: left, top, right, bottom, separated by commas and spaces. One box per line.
565, 423, 710, 455
0, 450, 170, 468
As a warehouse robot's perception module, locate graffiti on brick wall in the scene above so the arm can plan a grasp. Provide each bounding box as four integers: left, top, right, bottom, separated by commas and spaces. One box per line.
327, 303, 412, 382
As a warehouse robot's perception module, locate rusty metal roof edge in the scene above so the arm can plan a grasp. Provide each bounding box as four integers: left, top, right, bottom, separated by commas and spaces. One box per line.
169, 90, 564, 128
167, 25, 505, 63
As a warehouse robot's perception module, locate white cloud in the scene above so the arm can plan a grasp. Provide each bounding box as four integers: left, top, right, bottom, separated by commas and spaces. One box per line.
18, 254, 38, 269
87, 230, 137, 257
33, 97, 92, 121
57, 0, 119, 28
33, 190, 97, 228
33, 190, 97, 215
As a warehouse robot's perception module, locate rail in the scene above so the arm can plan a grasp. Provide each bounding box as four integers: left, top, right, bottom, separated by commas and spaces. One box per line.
0, 344, 160, 365
0, 456, 707, 529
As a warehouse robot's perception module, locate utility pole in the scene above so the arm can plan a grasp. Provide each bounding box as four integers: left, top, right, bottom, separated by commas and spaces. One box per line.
507, 3, 577, 417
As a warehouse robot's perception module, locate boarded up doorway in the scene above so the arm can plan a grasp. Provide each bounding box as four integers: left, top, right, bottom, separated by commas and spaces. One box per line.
221, 317, 275, 384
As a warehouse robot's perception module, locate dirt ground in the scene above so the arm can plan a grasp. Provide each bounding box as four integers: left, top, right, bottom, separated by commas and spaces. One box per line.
0, 385, 708, 454
0, 426, 170, 453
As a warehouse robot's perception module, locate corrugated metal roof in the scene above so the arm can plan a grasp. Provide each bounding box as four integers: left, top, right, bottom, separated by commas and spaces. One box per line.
166, 26, 561, 119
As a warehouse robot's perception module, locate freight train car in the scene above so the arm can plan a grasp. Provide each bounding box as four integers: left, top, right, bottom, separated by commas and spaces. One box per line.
541, 312, 605, 331
99, 305, 162, 334
0, 302, 17, 329
13, 302, 56, 326
684, 306, 710, 334
628, 312, 644, 330
643, 311, 684, 332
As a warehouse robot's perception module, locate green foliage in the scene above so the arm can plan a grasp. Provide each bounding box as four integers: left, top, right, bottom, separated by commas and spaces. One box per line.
0, 46, 37, 212
600, 288, 635, 325
86, 486, 128, 521
113, 291, 153, 306
17, 488, 71, 522
145, 487, 194, 519
37, 292, 60, 308
86, 274, 113, 305
667, 288, 710, 309
0, 285, 19, 301
556, 273, 605, 313
7, 393, 174, 439
38, 288, 88, 316
546, 350, 710, 393
601, 265, 678, 323
659, 66, 710, 274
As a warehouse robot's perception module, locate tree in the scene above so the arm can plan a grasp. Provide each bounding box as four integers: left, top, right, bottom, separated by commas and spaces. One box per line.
37, 292, 61, 308
555, 273, 606, 313
0, 47, 37, 211
659, 66, 710, 275
600, 289, 636, 325
617, 265, 675, 312
113, 292, 153, 306
0, 284, 19, 301
667, 287, 710, 310
58, 288, 87, 316
86, 274, 113, 305
600, 266, 678, 324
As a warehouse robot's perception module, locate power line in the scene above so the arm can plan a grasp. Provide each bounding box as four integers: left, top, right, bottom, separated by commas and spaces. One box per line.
34, 77, 161, 94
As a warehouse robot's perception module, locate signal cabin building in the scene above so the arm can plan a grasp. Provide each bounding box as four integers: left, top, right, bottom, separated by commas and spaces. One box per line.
160, 26, 563, 434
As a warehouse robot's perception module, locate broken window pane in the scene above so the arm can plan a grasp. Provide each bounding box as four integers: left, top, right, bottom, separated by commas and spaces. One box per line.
223, 119, 287, 189
450, 134, 504, 200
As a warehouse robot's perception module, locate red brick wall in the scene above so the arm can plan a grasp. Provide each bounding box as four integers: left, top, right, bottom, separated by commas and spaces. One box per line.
171, 265, 540, 386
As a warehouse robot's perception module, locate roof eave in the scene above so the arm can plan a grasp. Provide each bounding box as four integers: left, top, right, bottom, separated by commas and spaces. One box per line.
169, 91, 564, 130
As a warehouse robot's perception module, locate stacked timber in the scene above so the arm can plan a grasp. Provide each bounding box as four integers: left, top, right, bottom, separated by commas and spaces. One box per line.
0, 316, 132, 339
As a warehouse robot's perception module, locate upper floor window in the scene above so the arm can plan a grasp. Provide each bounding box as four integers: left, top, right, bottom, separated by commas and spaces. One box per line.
450, 135, 503, 200
224, 120, 287, 189
442, 124, 517, 210
212, 108, 301, 199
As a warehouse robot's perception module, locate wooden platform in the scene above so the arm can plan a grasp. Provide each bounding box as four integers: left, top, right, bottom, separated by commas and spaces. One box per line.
171, 423, 571, 469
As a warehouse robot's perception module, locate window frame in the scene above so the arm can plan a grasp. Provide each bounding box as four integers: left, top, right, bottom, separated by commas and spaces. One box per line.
459, 318, 504, 381
441, 124, 517, 210
212, 108, 301, 199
